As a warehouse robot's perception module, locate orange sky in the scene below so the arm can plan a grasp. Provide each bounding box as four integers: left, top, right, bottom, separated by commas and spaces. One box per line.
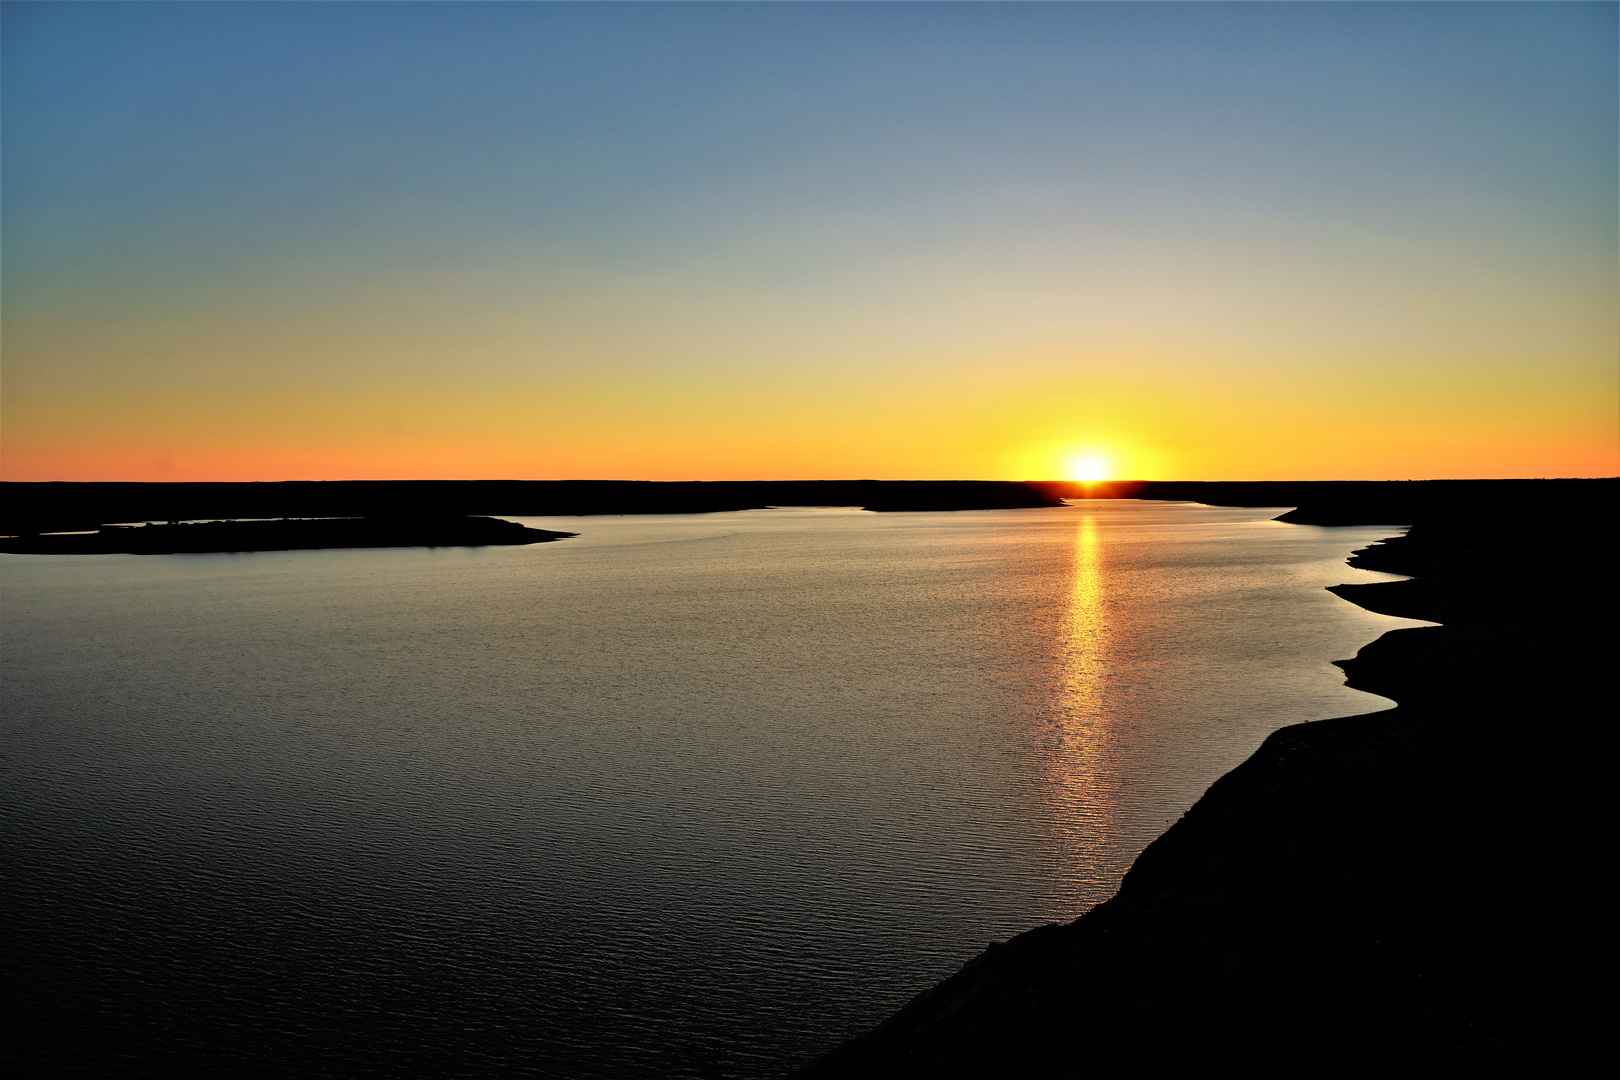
4, 4, 1616, 482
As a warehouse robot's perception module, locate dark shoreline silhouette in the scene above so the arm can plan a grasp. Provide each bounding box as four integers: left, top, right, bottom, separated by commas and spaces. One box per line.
4, 477, 1604, 540
5, 477, 1606, 560
0, 515, 575, 556
1, 480, 1062, 539
799, 477, 1615, 1076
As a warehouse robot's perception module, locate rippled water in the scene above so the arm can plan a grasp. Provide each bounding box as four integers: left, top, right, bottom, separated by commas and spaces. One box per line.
2, 502, 1420, 1077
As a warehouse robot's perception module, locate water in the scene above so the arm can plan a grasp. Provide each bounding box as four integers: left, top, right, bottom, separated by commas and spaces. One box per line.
1, 502, 1422, 1077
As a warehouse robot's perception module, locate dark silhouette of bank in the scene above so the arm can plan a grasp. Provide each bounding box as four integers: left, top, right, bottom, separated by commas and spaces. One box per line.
1, 480, 1062, 539
799, 477, 1614, 1077
0, 516, 574, 555
7, 477, 1592, 541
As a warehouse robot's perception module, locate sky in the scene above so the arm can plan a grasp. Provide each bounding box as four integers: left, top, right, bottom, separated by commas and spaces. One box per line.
2, 2, 1616, 482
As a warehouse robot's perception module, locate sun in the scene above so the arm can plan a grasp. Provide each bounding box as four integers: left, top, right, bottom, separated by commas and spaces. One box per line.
1066, 453, 1113, 484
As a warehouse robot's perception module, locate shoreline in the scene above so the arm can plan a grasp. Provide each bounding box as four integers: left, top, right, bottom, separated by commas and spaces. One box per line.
799, 480, 1613, 1075
0, 480, 1063, 537
6, 477, 1605, 556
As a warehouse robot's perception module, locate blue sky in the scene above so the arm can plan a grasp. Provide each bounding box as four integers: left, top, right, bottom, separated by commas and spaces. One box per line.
3, 2, 1616, 480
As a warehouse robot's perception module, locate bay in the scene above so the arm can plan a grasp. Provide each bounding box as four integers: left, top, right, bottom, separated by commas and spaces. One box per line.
1, 502, 1422, 1077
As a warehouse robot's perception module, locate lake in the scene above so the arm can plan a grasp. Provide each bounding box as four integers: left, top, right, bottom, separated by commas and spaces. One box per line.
1, 502, 1421, 1077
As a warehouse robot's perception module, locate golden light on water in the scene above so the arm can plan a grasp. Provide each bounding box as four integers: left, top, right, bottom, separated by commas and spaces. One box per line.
1041, 508, 1125, 912
1063, 513, 1106, 724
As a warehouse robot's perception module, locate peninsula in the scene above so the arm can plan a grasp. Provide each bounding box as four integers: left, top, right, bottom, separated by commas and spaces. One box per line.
0, 515, 574, 555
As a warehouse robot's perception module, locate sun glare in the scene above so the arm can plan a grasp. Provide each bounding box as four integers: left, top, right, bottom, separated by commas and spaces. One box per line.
1067, 454, 1112, 484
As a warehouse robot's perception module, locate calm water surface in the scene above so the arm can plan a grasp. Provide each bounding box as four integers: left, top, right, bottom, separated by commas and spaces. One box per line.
2, 503, 1421, 1077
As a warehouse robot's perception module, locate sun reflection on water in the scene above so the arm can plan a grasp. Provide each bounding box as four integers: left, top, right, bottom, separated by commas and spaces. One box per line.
1063, 513, 1106, 735
1042, 509, 1132, 914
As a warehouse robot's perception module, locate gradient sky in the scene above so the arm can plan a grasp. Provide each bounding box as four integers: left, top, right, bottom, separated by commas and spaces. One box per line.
3, 2, 1616, 482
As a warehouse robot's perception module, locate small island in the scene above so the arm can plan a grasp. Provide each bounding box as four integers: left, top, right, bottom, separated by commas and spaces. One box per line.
0, 515, 576, 555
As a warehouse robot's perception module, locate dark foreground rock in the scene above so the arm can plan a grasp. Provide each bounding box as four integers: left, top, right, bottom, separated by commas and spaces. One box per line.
801, 479, 1614, 1077
0, 515, 575, 555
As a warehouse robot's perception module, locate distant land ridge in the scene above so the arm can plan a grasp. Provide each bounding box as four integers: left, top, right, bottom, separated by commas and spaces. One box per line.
1035, 477, 1608, 525
4, 477, 1605, 539
1, 479, 1060, 537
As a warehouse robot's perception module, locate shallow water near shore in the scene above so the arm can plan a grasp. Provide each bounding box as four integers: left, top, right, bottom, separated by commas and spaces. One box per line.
2, 502, 1423, 1077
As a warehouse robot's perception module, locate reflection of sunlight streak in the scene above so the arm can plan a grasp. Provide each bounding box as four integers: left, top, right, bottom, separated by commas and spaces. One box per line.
1044, 510, 1124, 912
1062, 514, 1105, 738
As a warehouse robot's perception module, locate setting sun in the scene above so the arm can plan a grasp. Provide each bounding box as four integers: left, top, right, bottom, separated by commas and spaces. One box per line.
1067, 454, 1113, 484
